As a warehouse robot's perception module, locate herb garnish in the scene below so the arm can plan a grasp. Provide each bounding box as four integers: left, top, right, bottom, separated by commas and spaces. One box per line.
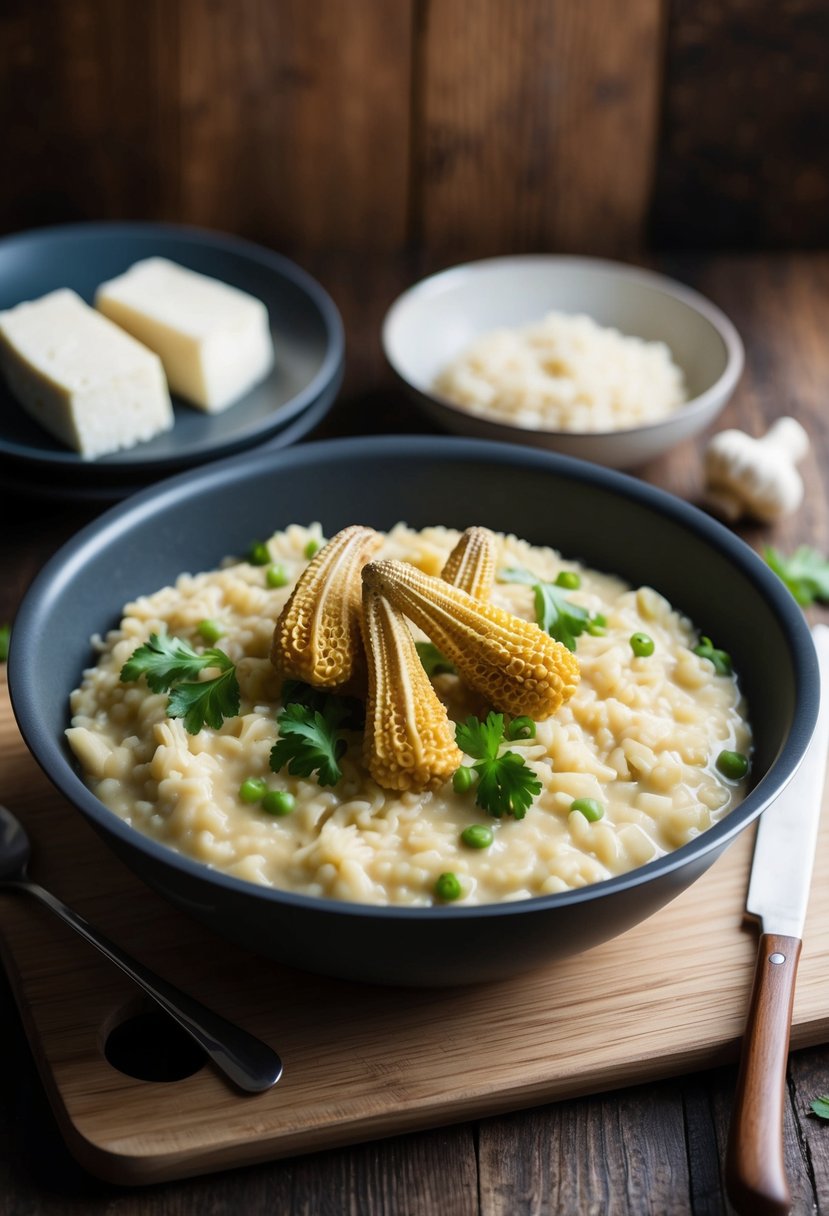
270, 685, 362, 786
499, 567, 594, 651
811, 1094, 829, 1120
765, 546, 829, 607
0, 623, 9, 663
415, 641, 457, 677
693, 635, 733, 675
120, 633, 240, 734
455, 711, 542, 820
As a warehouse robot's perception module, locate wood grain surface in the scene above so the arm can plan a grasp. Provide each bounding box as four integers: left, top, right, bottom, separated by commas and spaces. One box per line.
1, 0, 415, 252
1, 250, 829, 1212
8, 0, 827, 258
651, 0, 829, 250
412, 0, 662, 259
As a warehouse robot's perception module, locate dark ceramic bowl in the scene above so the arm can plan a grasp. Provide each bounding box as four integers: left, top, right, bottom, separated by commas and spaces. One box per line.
8, 437, 819, 986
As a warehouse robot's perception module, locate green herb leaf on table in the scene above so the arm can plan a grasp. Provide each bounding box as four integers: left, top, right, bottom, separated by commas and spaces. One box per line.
455, 711, 542, 820
0, 622, 9, 663
499, 567, 591, 652
693, 635, 733, 676
811, 1094, 829, 1120
270, 701, 350, 787
415, 641, 457, 677
120, 633, 240, 734
765, 546, 829, 607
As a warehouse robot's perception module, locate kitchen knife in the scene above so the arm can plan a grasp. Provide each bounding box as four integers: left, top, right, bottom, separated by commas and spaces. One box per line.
726, 623, 829, 1216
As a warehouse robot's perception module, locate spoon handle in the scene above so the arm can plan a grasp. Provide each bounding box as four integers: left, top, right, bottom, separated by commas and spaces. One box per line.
14, 878, 282, 1093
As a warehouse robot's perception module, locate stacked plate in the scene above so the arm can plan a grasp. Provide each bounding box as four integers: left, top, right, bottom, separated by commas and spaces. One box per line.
0, 224, 344, 501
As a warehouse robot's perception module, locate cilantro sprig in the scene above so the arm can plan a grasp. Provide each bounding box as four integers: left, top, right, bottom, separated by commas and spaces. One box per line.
120, 633, 240, 734
811, 1094, 829, 1120
270, 685, 360, 786
455, 711, 542, 820
499, 567, 594, 651
765, 546, 829, 607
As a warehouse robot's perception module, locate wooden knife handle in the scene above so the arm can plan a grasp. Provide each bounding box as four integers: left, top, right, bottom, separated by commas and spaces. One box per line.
726, 932, 802, 1216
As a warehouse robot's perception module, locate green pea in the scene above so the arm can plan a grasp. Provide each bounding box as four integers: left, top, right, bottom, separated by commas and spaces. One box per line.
571, 797, 605, 822
196, 618, 224, 644
461, 824, 494, 849
587, 614, 607, 637
266, 563, 290, 588
716, 750, 749, 781
555, 570, 581, 590
262, 790, 296, 816
506, 715, 536, 741
304, 538, 323, 559
630, 632, 655, 657
248, 541, 270, 566
453, 765, 474, 794
434, 872, 462, 901
239, 777, 268, 803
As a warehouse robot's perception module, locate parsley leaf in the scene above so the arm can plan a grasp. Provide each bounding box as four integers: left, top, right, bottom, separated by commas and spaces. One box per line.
499, 567, 590, 652
120, 633, 240, 734
270, 698, 351, 786
456, 711, 505, 760
811, 1094, 829, 1120
121, 632, 231, 691
496, 567, 538, 586
0, 622, 9, 663
693, 635, 733, 676
415, 641, 456, 677
765, 546, 829, 607
166, 668, 241, 734
455, 711, 542, 820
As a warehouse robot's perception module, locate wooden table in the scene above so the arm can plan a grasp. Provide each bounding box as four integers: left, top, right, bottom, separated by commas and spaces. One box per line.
2, 250, 829, 1215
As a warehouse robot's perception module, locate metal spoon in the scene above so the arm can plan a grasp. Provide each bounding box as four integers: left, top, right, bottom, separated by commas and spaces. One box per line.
0, 803, 282, 1093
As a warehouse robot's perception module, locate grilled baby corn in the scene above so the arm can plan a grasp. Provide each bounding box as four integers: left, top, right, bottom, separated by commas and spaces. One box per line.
361, 582, 462, 791
441, 526, 497, 600
363, 559, 579, 719
271, 525, 382, 688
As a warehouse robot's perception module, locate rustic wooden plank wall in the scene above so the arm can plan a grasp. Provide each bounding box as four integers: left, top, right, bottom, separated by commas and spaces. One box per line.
651, 0, 829, 250
412, 0, 663, 259
1, 0, 828, 255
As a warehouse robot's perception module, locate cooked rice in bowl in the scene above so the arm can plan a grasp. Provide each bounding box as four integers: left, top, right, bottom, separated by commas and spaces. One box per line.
434, 312, 687, 433
66, 524, 750, 907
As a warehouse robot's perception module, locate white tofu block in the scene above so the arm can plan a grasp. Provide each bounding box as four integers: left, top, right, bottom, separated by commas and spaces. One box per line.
95, 258, 275, 412
0, 289, 174, 459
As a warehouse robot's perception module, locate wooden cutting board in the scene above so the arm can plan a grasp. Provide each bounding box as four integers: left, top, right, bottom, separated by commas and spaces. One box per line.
1, 670, 827, 1186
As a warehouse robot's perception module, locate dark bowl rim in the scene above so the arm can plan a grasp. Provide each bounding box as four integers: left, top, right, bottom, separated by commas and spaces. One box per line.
381, 253, 744, 441
0, 220, 346, 470
8, 434, 818, 922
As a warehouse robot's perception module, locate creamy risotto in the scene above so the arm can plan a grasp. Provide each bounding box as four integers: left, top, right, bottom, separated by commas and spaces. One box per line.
434, 312, 686, 433
67, 525, 750, 906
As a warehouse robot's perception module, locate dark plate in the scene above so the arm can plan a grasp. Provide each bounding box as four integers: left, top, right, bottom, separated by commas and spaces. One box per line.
0, 366, 340, 503
7, 437, 819, 985
0, 222, 344, 479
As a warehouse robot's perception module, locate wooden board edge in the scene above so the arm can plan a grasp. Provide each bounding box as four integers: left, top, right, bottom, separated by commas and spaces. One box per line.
44, 1016, 829, 1185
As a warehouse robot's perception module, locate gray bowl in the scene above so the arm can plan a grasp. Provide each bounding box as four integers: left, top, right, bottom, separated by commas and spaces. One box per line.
8, 437, 817, 986
383, 256, 744, 469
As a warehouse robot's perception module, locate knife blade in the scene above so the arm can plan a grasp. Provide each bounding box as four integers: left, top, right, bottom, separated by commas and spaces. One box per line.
726, 623, 829, 1216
